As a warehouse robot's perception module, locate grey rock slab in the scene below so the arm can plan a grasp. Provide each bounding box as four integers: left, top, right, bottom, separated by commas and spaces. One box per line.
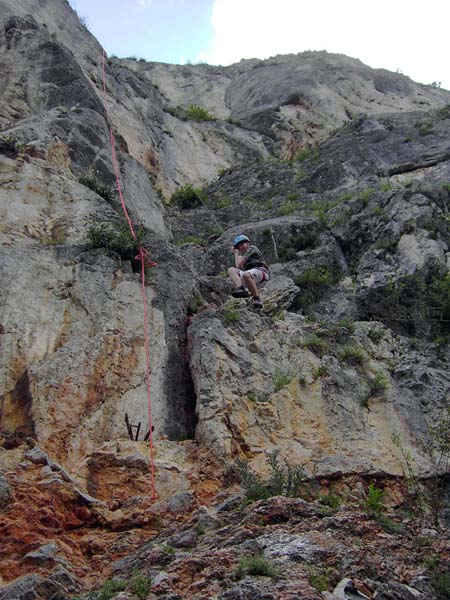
0, 474, 12, 509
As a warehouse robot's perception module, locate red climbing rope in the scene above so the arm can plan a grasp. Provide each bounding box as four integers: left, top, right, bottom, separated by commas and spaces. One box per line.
101, 49, 157, 499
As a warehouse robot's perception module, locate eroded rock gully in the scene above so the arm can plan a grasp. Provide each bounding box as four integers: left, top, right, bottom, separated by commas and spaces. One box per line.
0, 0, 450, 597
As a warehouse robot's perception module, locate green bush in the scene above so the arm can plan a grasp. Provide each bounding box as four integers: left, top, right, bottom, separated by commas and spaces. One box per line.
293, 267, 335, 313
79, 174, 113, 201
338, 345, 366, 365
308, 567, 334, 592
278, 230, 319, 261
368, 328, 385, 343
431, 570, 450, 600
364, 482, 386, 516
318, 492, 340, 510
236, 555, 276, 579
0, 135, 21, 157
278, 202, 298, 216
301, 334, 331, 357
361, 272, 450, 342
359, 187, 374, 204
185, 104, 216, 122
247, 391, 269, 403
235, 450, 306, 502
224, 306, 240, 324
171, 183, 207, 209
367, 370, 388, 396
273, 370, 292, 392
130, 574, 152, 600
97, 578, 126, 600
87, 223, 141, 259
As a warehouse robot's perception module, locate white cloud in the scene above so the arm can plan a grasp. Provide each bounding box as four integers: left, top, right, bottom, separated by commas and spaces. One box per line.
203, 0, 450, 90
139, 0, 152, 6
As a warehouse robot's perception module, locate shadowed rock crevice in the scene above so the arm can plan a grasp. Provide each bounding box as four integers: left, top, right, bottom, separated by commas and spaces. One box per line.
0, 370, 35, 442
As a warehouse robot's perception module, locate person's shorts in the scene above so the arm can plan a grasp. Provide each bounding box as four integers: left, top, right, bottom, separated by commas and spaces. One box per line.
239, 268, 269, 286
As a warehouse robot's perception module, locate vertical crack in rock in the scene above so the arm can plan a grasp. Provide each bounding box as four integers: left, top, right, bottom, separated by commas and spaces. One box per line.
0, 370, 35, 443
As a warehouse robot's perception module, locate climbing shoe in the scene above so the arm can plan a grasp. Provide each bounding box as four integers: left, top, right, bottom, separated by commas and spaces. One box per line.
231, 285, 249, 298
253, 297, 263, 310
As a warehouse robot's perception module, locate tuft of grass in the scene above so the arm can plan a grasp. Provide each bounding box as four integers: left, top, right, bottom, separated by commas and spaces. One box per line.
130, 573, 152, 600
97, 578, 126, 600
301, 334, 331, 357
185, 104, 216, 122
364, 482, 386, 516
223, 305, 240, 324
375, 514, 406, 535
235, 450, 306, 502
79, 174, 112, 201
273, 370, 292, 392
367, 370, 388, 396
338, 345, 366, 365
0, 135, 22, 158
87, 222, 142, 259
236, 554, 277, 579
247, 391, 269, 403
278, 202, 298, 216
171, 183, 207, 209
368, 328, 385, 343
318, 492, 340, 510
308, 567, 334, 592
359, 187, 374, 205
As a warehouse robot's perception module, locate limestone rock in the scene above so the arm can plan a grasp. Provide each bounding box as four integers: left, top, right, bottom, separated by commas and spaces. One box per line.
0, 474, 12, 509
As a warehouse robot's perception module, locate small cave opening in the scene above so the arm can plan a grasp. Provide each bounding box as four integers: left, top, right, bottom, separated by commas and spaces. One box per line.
0, 370, 35, 448
164, 343, 198, 442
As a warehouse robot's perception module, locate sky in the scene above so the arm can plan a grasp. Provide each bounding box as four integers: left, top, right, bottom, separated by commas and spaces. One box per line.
68, 0, 450, 91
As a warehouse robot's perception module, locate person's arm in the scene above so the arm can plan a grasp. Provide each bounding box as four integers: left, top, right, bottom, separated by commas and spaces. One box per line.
234, 249, 246, 269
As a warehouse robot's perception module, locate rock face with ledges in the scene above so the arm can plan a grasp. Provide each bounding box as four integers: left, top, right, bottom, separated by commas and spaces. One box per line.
0, 0, 450, 595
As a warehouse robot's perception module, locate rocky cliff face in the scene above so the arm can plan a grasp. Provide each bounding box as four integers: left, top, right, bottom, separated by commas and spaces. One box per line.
0, 1, 449, 598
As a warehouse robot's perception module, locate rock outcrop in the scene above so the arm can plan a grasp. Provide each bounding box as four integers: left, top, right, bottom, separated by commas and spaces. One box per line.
0, 0, 449, 597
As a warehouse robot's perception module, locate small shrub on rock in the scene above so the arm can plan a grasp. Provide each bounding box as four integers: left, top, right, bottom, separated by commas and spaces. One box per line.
338, 345, 366, 365
293, 267, 335, 313
171, 183, 207, 209
130, 573, 152, 600
0, 135, 21, 158
87, 223, 142, 260
79, 174, 112, 201
235, 450, 307, 501
236, 554, 276, 579
185, 104, 216, 122
364, 482, 386, 516
97, 578, 126, 600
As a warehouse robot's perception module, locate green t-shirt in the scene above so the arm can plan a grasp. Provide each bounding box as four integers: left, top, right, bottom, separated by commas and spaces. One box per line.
242, 245, 268, 271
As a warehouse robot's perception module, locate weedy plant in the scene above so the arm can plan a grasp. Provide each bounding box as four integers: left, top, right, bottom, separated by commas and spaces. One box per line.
223, 304, 240, 324
130, 573, 152, 600
87, 222, 143, 260
236, 554, 277, 579
235, 450, 307, 502
393, 406, 450, 526
185, 104, 216, 122
0, 135, 22, 158
97, 578, 126, 600
364, 482, 387, 516
171, 183, 207, 209
273, 370, 292, 392
79, 174, 112, 202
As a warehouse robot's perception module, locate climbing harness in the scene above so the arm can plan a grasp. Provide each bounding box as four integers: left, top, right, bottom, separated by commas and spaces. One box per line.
101, 49, 157, 499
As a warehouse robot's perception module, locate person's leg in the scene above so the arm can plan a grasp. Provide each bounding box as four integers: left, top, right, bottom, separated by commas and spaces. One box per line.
228, 267, 242, 288
228, 267, 249, 297
242, 271, 259, 299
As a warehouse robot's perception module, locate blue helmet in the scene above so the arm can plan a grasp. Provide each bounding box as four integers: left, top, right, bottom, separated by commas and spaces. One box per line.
233, 234, 250, 248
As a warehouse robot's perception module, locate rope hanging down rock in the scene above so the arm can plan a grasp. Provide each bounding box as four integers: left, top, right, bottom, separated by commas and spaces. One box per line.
101, 49, 157, 499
